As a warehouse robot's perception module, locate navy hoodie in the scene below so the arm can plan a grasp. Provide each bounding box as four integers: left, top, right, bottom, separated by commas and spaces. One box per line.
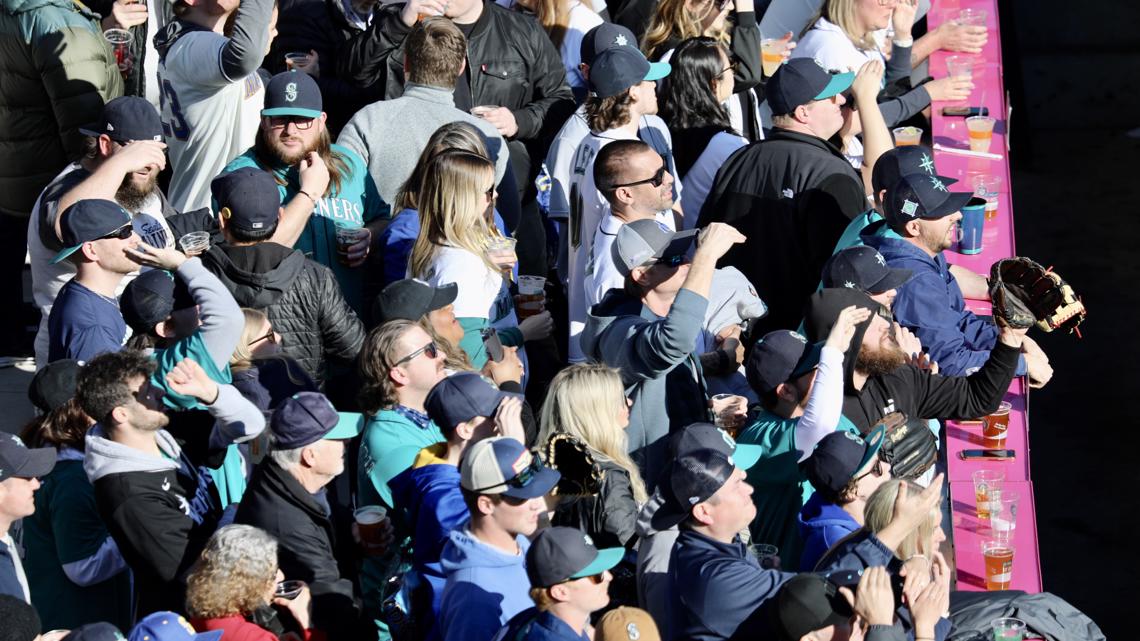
797, 492, 860, 571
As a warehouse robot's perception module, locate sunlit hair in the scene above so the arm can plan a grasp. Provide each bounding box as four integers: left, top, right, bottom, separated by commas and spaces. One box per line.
529, 586, 559, 611
863, 479, 941, 559
231, 308, 271, 373
20, 398, 94, 452
642, 0, 728, 61
408, 150, 500, 279
539, 364, 648, 504
585, 90, 635, 133
524, 0, 595, 49
358, 319, 420, 415
395, 121, 490, 212
418, 318, 473, 372
805, 0, 878, 50
255, 125, 350, 197
186, 525, 278, 619
406, 17, 467, 88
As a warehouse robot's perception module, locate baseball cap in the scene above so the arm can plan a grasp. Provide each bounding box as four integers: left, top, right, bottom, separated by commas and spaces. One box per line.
211, 168, 282, 234
372, 279, 458, 325
870, 145, 956, 197
745, 330, 822, 394
79, 96, 163, 143
772, 574, 854, 641
802, 426, 886, 495
28, 359, 81, 414
128, 612, 222, 641
588, 46, 671, 99
668, 422, 764, 469
526, 526, 624, 587
63, 623, 127, 641
821, 246, 913, 295
767, 58, 855, 116
883, 172, 974, 229
424, 372, 518, 432
0, 434, 56, 482
270, 392, 363, 450
52, 199, 133, 264
581, 23, 638, 66
261, 71, 323, 119
611, 219, 697, 277
650, 445, 756, 530
461, 436, 560, 499
596, 607, 662, 641
120, 269, 196, 335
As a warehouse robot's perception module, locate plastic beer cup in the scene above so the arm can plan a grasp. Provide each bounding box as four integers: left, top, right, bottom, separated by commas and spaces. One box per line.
893, 126, 923, 146
516, 275, 546, 320
760, 39, 784, 76
990, 491, 1019, 542
354, 506, 388, 546
972, 470, 1003, 520
966, 116, 996, 153
982, 540, 1014, 590
991, 617, 1026, 641
982, 401, 1012, 446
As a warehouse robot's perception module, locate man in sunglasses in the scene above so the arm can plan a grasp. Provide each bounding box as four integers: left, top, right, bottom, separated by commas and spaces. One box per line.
438, 437, 560, 641
386, 372, 526, 639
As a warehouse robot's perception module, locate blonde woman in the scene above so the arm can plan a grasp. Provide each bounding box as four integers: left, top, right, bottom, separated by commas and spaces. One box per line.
512, 0, 603, 100
539, 363, 647, 547
230, 308, 317, 413
187, 525, 318, 641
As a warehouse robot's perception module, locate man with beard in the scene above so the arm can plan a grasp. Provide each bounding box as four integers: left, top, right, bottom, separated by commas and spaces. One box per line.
803, 287, 1023, 433
223, 71, 386, 313
78, 349, 261, 615
861, 173, 1052, 383
28, 97, 173, 367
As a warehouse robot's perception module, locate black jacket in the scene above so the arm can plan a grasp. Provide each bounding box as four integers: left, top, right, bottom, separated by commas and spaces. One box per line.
339, 0, 575, 147
550, 460, 639, 548
201, 242, 365, 388
697, 129, 866, 335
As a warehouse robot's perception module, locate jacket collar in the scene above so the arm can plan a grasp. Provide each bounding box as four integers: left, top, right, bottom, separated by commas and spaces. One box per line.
768, 128, 849, 163
403, 83, 458, 106
677, 528, 749, 560
863, 219, 947, 272
257, 459, 331, 519
464, 0, 494, 42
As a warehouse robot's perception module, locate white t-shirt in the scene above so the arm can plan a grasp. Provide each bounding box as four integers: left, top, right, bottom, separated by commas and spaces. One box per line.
159, 30, 265, 212
679, 131, 747, 220
583, 211, 676, 309
560, 2, 605, 92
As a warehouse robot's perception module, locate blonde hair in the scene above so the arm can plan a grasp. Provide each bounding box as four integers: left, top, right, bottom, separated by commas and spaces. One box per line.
186, 525, 278, 619
529, 0, 594, 49
863, 479, 940, 560
230, 308, 271, 373
395, 122, 490, 211
808, 0, 878, 51
642, 0, 727, 60
539, 364, 648, 504
408, 150, 501, 280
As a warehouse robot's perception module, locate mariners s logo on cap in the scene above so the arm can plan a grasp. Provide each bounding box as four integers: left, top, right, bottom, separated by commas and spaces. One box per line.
285, 82, 298, 102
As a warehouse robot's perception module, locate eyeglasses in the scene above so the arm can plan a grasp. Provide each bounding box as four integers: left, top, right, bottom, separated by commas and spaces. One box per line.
267, 115, 316, 130
609, 164, 668, 189
249, 328, 278, 347
719, 60, 738, 77
650, 253, 687, 268
470, 456, 545, 493
714, 0, 731, 11
855, 458, 885, 481
484, 185, 496, 200
394, 341, 439, 366
99, 223, 134, 241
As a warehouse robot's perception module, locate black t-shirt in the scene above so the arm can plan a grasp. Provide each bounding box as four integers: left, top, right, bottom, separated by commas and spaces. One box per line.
452, 21, 477, 112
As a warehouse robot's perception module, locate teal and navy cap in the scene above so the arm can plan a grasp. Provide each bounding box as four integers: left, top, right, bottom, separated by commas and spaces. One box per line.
271, 392, 363, 449
261, 71, 323, 119
526, 526, 624, 587
767, 58, 855, 116
52, 199, 133, 264
588, 45, 671, 99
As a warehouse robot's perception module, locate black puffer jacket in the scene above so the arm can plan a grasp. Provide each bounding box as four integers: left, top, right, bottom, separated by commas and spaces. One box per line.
201, 242, 364, 387
550, 459, 640, 549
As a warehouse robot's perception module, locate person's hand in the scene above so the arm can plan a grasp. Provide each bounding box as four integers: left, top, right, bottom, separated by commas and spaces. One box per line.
997, 324, 1027, 349
900, 555, 931, 605
825, 305, 873, 353
518, 310, 554, 342
40, 630, 71, 641
850, 59, 886, 104
1020, 334, 1046, 359
773, 31, 796, 60
715, 325, 745, 366
890, 474, 944, 534
896, 323, 921, 358
299, 151, 330, 201
891, 0, 917, 40
342, 227, 371, 267
103, 0, 148, 29
399, 0, 448, 26
477, 107, 519, 138
165, 359, 219, 404
838, 566, 895, 627
274, 583, 313, 631
111, 139, 167, 175
709, 394, 748, 430
494, 396, 526, 443
287, 49, 321, 78
935, 21, 987, 53
1024, 350, 1053, 388
695, 223, 746, 262
906, 578, 948, 638
931, 550, 952, 598
925, 76, 974, 102
127, 241, 188, 270
351, 517, 394, 556
910, 351, 939, 375
483, 345, 525, 385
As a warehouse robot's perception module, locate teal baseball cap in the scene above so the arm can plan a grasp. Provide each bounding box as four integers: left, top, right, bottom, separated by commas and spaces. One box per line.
767, 58, 855, 116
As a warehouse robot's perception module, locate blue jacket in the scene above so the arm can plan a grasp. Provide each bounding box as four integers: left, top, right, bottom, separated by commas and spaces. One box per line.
493, 608, 590, 641
797, 492, 860, 571
862, 221, 1025, 377
670, 528, 898, 641
439, 527, 534, 641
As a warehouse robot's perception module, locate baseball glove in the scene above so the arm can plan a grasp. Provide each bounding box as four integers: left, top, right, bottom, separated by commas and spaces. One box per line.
874, 412, 938, 481
543, 433, 604, 497
989, 257, 1086, 334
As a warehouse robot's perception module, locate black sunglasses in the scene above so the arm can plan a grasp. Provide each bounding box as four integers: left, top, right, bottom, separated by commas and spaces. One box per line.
651, 253, 687, 268
471, 456, 544, 494
249, 328, 278, 346
394, 341, 439, 366
609, 164, 668, 189
267, 115, 315, 130
100, 223, 134, 241
855, 458, 884, 481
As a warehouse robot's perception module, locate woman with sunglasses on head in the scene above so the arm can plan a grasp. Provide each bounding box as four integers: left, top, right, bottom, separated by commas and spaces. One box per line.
229, 308, 318, 414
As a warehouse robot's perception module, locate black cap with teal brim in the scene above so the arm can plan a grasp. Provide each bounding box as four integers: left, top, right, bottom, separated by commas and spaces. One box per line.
767, 57, 856, 116
52, 199, 133, 264
261, 71, 323, 120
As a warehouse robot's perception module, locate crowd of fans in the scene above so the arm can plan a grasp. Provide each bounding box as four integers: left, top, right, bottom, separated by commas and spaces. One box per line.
0, 0, 1102, 639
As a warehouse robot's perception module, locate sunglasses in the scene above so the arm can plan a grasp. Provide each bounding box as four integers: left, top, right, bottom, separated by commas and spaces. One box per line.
471, 456, 545, 494
485, 184, 496, 200
100, 223, 134, 241
855, 458, 885, 481
609, 163, 668, 189
249, 328, 278, 347
267, 115, 316, 130
650, 253, 687, 268
394, 341, 439, 366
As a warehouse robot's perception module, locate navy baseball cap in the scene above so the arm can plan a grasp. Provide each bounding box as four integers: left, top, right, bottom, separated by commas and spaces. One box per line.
128, 612, 221, 641
667, 422, 763, 469
373, 279, 458, 325
581, 23, 638, 66
120, 269, 196, 335
746, 330, 822, 394
802, 426, 885, 495
588, 46, 671, 99
527, 527, 624, 588
211, 168, 282, 234
262, 71, 323, 119
870, 145, 956, 197
0, 434, 56, 482
612, 219, 696, 277
64, 623, 126, 641
772, 574, 854, 641
424, 372, 519, 432
79, 96, 164, 143
28, 359, 81, 414
461, 436, 561, 499
884, 173, 974, 229
821, 246, 913, 295
270, 392, 363, 450
649, 448, 751, 530
52, 199, 133, 263
767, 58, 855, 116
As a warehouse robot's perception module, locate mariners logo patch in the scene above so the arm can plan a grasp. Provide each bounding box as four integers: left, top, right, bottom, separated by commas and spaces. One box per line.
901, 199, 919, 217
285, 82, 298, 102
614, 34, 628, 47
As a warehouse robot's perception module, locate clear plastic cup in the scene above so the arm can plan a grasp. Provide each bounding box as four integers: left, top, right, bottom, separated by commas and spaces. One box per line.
990, 491, 1019, 542
104, 29, 133, 76
957, 7, 987, 26
354, 506, 388, 546
516, 275, 546, 319
945, 55, 975, 79
750, 543, 780, 570
972, 175, 1003, 220
991, 617, 1026, 640
284, 52, 311, 69
981, 400, 1012, 446
485, 237, 518, 278
893, 126, 923, 146
179, 231, 210, 255
470, 106, 497, 118
982, 541, 1014, 590
972, 469, 1004, 520
760, 39, 784, 77
966, 116, 996, 153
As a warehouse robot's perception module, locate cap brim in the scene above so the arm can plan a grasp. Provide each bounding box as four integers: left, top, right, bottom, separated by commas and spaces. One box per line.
14, 447, 57, 478
261, 107, 323, 119
789, 342, 823, 380
732, 443, 764, 471
644, 61, 672, 82
867, 267, 914, 294
813, 71, 855, 101
648, 488, 689, 531
501, 466, 561, 499
429, 282, 459, 312
658, 228, 698, 261
854, 425, 886, 477
194, 631, 224, 641
922, 190, 974, 220
51, 245, 81, 264
323, 412, 364, 440
571, 547, 625, 578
